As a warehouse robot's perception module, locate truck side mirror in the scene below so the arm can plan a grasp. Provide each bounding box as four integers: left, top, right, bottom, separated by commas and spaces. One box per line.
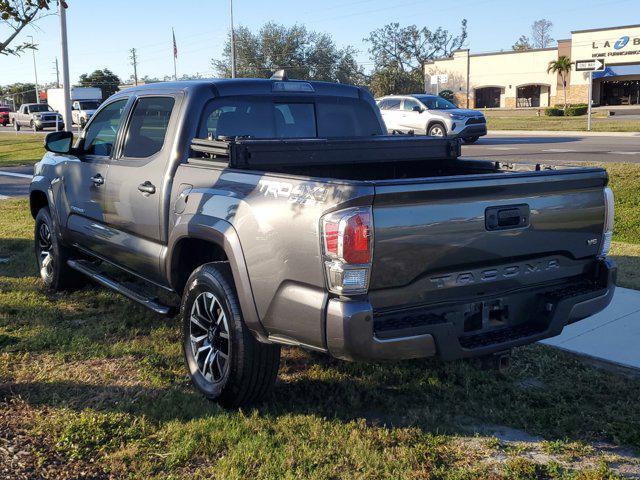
412, 105, 423, 113
44, 131, 73, 154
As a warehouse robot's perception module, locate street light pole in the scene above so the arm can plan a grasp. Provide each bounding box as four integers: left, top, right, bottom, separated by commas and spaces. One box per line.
59, 2, 72, 132
28, 35, 40, 103
229, 0, 236, 78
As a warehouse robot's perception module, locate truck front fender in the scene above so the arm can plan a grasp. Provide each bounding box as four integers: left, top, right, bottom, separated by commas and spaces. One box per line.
166, 213, 268, 341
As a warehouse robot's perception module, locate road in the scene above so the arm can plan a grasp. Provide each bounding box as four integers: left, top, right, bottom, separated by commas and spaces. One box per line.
462, 133, 640, 164
1, 132, 639, 199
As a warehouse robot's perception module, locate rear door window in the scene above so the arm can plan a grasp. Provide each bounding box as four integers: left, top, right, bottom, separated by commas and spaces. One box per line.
122, 97, 175, 158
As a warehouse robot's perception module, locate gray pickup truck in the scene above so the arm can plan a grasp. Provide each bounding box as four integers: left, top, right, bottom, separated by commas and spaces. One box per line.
30, 76, 616, 407
11, 103, 64, 131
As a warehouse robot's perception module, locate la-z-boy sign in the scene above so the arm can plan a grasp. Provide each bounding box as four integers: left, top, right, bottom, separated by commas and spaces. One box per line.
591, 34, 640, 59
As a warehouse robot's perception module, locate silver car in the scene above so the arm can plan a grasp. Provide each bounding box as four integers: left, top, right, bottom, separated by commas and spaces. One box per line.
377, 94, 487, 144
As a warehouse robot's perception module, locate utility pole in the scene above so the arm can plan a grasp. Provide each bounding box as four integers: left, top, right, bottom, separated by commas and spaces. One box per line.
28, 35, 40, 103
53, 58, 60, 88
229, 0, 236, 78
130, 48, 139, 85
59, 2, 72, 132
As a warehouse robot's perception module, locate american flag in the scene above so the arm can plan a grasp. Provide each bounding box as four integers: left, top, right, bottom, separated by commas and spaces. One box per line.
172, 28, 177, 59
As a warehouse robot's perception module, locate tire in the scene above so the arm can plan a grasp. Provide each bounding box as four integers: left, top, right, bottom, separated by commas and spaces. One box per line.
181, 263, 281, 408
463, 136, 480, 144
34, 207, 82, 291
427, 122, 446, 137
13, 120, 20, 131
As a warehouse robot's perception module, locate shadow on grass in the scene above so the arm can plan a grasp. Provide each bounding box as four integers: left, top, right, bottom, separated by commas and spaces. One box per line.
2, 345, 640, 450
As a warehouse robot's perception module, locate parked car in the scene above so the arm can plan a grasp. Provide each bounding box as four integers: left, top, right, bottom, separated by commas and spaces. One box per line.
10, 103, 64, 131
30, 76, 615, 408
0, 106, 10, 126
377, 94, 487, 143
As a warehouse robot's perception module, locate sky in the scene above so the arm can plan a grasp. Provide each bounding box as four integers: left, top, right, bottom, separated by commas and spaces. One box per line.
0, 0, 638, 87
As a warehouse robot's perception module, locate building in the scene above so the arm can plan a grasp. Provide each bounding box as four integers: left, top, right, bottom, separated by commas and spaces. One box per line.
424, 24, 640, 109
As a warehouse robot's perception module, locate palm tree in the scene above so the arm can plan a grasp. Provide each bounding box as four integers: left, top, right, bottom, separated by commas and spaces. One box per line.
547, 56, 574, 111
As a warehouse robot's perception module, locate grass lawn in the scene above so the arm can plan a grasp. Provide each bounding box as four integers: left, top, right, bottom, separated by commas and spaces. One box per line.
2, 188, 640, 480
486, 116, 640, 133
0, 133, 45, 168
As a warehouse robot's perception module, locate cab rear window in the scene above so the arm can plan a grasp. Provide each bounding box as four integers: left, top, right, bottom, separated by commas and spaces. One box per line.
199, 96, 382, 139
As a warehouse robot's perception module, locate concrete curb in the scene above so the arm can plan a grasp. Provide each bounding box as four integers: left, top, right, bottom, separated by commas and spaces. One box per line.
489, 130, 640, 138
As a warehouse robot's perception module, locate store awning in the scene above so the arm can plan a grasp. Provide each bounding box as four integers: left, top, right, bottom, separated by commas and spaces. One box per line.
593, 64, 640, 79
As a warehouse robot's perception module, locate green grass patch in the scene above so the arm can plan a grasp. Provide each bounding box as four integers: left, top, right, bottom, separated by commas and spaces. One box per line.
486, 116, 640, 132
0, 133, 44, 167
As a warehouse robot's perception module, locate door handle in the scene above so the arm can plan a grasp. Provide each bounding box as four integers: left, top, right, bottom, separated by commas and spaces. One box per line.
138, 181, 156, 195
90, 174, 104, 186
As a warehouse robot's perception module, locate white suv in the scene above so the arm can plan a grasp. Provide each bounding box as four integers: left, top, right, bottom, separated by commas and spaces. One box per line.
377, 94, 487, 143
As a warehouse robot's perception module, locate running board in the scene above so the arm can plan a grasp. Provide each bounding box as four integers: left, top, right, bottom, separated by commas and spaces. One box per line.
67, 260, 173, 315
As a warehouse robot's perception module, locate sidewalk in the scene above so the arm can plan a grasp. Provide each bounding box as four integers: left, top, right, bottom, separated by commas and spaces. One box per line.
542, 287, 640, 370
490, 130, 640, 138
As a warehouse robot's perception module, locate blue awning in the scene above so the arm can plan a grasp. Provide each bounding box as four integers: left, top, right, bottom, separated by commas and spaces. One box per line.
593, 64, 640, 79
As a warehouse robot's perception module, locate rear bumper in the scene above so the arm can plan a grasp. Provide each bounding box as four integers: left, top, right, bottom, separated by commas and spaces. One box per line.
326, 258, 616, 361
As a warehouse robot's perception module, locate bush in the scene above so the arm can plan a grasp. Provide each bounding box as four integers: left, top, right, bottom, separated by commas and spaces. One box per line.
544, 107, 564, 116
565, 105, 588, 116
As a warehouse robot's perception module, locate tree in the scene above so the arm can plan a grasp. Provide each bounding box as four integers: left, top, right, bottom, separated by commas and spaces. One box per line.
547, 56, 573, 110
77, 69, 122, 99
1, 0, 53, 56
512, 35, 533, 51
364, 20, 468, 97
531, 19, 554, 48
1, 82, 37, 106
213, 23, 365, 85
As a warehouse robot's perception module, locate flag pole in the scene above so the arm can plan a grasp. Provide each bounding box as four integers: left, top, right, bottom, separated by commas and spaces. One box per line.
172, 28, 178, 80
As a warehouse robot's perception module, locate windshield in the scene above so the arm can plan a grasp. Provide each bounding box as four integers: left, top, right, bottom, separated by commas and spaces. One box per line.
79, 101, 101, 110
412, 95, 457, 110
29, 104, 54, 113
0, 107, 10, 113
199, 96, 383, 139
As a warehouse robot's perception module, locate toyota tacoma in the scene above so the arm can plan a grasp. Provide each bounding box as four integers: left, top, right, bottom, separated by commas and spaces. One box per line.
30, 75, 616, 407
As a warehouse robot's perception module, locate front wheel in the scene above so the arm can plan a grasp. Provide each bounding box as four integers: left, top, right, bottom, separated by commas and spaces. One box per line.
13, 120, 20, 131
463, 136, 480, 144
427, 123, 446, 137
34, 207, 82, 291
181, 263, 281, 408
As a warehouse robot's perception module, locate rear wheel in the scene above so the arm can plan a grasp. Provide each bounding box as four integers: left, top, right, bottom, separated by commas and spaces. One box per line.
181, 263, 281, 408
427, 123, 446, 137
463, 136, 480, 144
34, 207, 82, 291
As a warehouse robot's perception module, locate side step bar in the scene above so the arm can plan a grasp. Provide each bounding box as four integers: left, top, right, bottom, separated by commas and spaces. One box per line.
67, 260, 174, 315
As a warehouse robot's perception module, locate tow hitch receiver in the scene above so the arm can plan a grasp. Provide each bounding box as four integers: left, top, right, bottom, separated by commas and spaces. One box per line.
470, 350, 511, 371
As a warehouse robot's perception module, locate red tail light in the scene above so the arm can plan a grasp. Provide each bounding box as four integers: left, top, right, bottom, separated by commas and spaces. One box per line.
343, 212, 371, 264
321, 207, 373, 295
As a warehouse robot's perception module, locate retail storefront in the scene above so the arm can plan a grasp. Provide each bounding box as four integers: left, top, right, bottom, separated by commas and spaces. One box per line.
424, 24, 640, 108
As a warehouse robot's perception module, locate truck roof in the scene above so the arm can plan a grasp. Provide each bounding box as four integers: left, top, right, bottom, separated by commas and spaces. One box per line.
116, 78, 366, 99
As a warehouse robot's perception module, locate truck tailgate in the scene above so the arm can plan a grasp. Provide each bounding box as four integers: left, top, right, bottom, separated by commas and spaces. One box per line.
369, 168, 608, 309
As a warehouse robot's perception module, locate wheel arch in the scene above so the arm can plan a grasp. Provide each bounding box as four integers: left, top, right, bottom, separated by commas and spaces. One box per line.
29, 189, 49, 219
426, 119, 447, 135
167, 214, 268, 341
